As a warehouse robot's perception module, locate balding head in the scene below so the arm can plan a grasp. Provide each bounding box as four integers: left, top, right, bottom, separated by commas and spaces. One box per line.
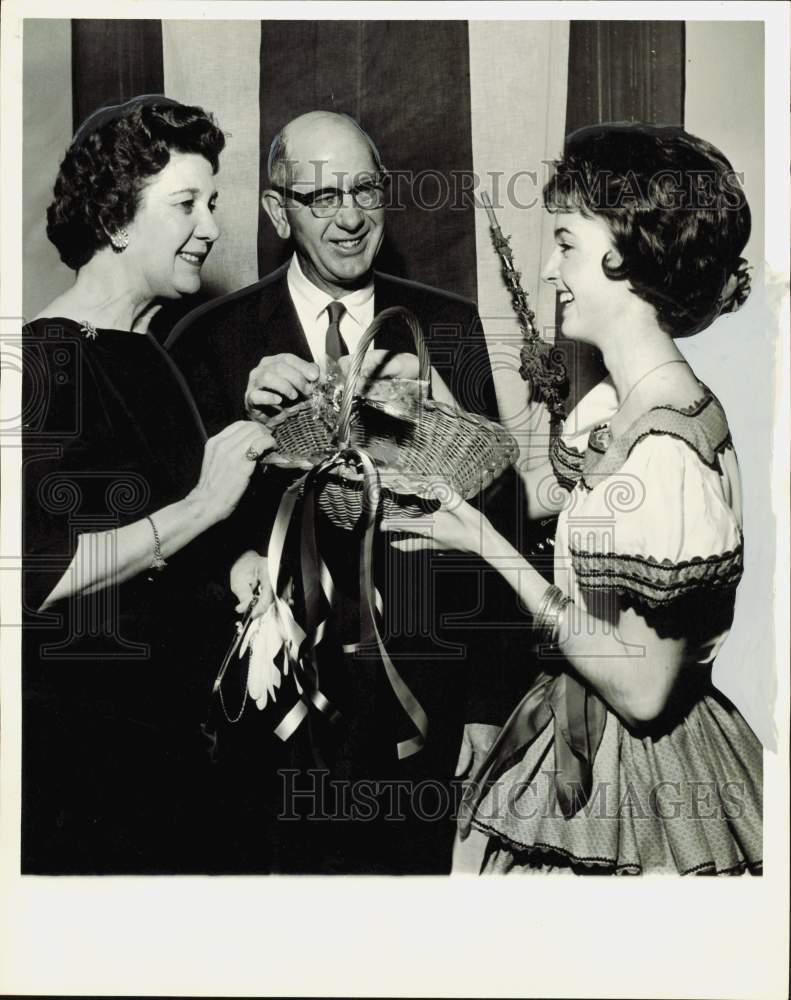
261, 110, 387, 297
268, 111, 384, 188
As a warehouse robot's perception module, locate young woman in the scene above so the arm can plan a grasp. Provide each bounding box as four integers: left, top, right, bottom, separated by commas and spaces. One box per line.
384, 124, 763, 875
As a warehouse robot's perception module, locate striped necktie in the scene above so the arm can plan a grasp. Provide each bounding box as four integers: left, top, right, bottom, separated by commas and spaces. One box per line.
325, 300, 348, 361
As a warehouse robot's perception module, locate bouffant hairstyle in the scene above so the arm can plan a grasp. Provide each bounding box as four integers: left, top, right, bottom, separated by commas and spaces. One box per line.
543, 123, 752, 337
47, 99, 225, 270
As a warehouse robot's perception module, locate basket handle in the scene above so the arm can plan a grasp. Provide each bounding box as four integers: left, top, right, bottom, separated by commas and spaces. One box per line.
336, 306, 430, 446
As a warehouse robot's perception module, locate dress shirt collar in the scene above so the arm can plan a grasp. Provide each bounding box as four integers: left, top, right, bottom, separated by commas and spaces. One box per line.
287, 253, 374, 329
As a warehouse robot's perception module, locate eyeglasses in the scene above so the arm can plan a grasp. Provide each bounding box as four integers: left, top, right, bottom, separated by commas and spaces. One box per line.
279, 176, 389, 218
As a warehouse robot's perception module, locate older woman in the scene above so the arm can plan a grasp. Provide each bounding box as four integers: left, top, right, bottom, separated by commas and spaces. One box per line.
23, 96, 272, 873
385, 124, 763, 875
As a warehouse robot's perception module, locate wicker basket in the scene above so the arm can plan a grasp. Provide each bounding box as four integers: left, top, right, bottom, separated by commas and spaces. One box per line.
264, 306, 518, 530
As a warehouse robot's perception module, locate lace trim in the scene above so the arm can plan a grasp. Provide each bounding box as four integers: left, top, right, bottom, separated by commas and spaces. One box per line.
570, 545, 744, 608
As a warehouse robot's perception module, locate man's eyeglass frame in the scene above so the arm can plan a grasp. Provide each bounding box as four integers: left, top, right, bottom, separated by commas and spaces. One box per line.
277, 173, 390, 218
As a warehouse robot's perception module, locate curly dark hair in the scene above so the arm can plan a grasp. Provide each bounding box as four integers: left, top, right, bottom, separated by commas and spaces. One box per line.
543, 123, 752, 338
47, 100, 226, 270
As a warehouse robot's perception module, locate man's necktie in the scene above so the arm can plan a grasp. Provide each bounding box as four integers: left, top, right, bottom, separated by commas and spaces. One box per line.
325, 300, 348, 362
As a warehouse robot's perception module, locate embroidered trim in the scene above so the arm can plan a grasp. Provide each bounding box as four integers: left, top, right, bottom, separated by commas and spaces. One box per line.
653, 391, 713, 418
581, 391, 732, 484
580, 428, 733, 492
550, 436, 584, 490
471, 821, 762, 875
682, 858, 763, 876
553, 384, 732, 492
470, 822, 641, 873
570, 545, 744, 608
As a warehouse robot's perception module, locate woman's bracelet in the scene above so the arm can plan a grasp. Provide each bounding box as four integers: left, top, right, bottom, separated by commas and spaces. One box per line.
146, 514, 167, 573
533, 584, 573, 647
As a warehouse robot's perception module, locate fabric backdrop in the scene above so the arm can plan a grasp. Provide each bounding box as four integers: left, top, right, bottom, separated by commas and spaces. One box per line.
680, 21, 772, 745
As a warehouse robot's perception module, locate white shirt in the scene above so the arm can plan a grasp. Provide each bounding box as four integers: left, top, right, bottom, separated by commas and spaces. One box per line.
286, 253, 375, 371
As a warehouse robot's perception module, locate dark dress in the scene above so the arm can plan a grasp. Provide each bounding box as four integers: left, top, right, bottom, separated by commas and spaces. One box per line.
21, 317, 230, 874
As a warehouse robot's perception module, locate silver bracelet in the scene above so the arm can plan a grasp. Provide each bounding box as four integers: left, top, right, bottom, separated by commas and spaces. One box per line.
553, 595, 573, 646
533, 584, 573, 647
146, 514, 167, 572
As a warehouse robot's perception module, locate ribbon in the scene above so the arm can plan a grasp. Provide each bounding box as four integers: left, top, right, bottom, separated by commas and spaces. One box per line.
343, 446, 429, 759
209, 447, 429, 762
458, 671, 607, 839
268, 473, 340, 745
208, 475, 339, 745
299, 448, 429, 760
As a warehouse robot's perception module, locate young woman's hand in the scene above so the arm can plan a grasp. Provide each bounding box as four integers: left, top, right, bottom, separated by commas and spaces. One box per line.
379, 488, 496, 557
188, 420, 275, 524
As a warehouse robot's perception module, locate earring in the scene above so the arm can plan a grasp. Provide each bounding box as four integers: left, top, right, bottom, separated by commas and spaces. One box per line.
110, 228, 129, 253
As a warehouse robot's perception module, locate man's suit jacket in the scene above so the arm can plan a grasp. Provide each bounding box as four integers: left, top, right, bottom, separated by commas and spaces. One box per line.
165, 262, 501, 434
166, 264, 533, 874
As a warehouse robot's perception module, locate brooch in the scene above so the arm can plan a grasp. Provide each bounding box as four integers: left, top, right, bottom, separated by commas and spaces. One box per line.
79, 321, 98, 340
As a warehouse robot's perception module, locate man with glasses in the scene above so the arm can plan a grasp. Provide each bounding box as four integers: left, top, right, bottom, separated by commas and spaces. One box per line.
168, 110, 500, 433
166, 111, 518, 876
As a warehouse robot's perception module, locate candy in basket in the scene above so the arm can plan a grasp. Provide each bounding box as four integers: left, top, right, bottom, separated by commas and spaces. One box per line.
262, 305, 519, 529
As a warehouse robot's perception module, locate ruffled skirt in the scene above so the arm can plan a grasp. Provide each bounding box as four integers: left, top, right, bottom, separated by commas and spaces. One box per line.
454, 678, 763, 875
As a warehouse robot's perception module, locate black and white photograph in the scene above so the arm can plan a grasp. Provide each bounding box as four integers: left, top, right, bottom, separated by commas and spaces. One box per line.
1, 1, 788, 996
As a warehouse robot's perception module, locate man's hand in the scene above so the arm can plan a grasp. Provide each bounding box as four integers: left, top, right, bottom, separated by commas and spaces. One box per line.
245, 353, 320, 422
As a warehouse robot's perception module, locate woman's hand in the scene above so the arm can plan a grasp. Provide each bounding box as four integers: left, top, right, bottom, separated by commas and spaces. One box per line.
41, 422, 273, 610
379, 488, 497, 557
229, 549, 275, 619
188, 420, 275, 524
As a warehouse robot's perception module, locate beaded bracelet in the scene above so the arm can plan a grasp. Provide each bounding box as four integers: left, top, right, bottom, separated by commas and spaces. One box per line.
146, 514, 167, 573
533, 584, 573, 647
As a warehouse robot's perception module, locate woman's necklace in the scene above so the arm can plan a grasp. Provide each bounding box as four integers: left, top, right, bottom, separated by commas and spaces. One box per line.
616, 358, 687, 413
